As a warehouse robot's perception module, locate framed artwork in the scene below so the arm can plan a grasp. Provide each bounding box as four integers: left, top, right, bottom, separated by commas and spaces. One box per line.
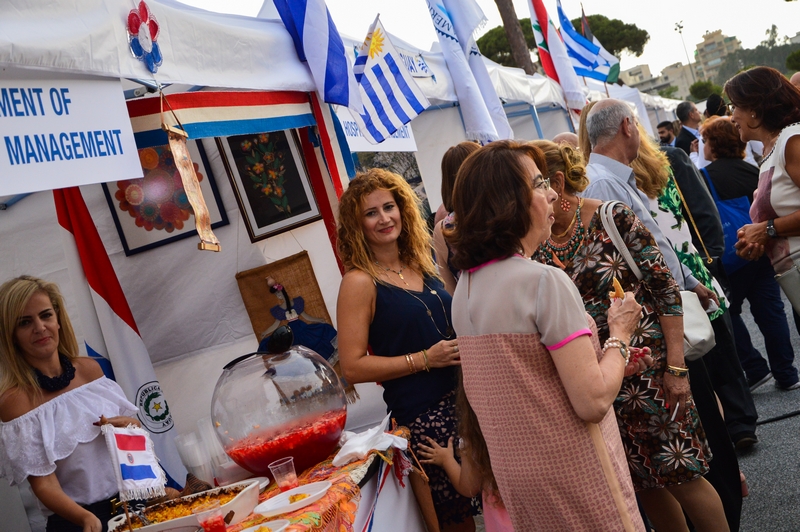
216, 130, 321, 242
102, 140, 229, 256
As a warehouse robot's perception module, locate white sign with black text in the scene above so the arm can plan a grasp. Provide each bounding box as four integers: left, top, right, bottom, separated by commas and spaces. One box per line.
0, 77, 141, 195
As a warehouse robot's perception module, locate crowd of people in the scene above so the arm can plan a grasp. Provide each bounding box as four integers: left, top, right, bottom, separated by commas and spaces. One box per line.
333, 66, 800, 532
2, 65, 800, 532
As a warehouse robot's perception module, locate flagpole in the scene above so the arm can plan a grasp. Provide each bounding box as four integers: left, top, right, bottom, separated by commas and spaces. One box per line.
604, 82, 610, 98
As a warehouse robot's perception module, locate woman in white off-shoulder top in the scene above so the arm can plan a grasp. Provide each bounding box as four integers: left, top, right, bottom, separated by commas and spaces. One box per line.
0, 276, 140, 532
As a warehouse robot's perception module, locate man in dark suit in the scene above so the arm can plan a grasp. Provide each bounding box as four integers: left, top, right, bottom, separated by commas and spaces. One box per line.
675, 100, 702, 155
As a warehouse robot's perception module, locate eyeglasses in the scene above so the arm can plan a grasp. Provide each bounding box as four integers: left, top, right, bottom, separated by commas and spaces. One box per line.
726, 103, 736, 114
533, 177, 551, 191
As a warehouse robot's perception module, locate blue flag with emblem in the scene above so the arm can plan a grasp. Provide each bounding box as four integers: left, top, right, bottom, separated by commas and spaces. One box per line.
350, 15, 430, 144
556, 1, 618, 83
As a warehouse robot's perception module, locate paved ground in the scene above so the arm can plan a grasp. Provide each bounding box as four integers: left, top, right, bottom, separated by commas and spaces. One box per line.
737, 295, 800, 532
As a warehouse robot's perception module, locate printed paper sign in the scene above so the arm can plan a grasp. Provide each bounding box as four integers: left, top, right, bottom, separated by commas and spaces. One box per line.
0, 77, 142, 195
335, 107, 418, 153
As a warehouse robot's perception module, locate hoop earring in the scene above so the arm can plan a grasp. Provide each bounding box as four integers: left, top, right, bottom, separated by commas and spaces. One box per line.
560, 195, 571, 212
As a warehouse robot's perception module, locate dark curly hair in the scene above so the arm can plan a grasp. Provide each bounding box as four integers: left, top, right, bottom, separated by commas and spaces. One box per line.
440, 142, 480, 212
724, 66, 800, 134
446, 140, 547, 271
701, 116, 746, 160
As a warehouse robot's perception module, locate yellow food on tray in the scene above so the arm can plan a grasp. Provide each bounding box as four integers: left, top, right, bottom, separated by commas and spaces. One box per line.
254, 526, 272, 532
609, 277, 624, 300
288, 493, 310, 504
127, 486, 242, 528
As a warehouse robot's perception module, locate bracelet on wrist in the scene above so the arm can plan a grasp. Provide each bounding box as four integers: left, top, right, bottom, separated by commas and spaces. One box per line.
603, 337, 630, 364
666, 364, 689, 378
405, 354, 417, 374
421, 349, 430, 371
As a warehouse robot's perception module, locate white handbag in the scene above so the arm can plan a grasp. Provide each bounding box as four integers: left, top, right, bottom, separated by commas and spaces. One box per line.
599, 201, 716, 361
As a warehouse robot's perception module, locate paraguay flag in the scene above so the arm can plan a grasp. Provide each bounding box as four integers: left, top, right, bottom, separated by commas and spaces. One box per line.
273, 0, 363, 114
350, 15, 430, 144
54, 187, 186, 489
102, 424, 167, 501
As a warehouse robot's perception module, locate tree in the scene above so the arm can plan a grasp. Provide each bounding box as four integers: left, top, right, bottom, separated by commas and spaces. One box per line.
787, 50, 800, 72
689, 80, 722, 101
492, 0, 536, 75
477, 18, 536, 68
658, 86, 679, 99
569, 15, 649, 57
715, 41, 800, 85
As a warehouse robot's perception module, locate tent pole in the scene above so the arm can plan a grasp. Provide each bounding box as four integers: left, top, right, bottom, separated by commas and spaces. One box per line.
529, 104, 545, 139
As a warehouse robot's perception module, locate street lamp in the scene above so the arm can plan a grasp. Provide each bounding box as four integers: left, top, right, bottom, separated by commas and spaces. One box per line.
675, 21, 697, 83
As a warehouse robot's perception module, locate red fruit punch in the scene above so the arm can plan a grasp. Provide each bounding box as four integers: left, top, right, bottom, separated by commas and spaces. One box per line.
227, 409, 346, 477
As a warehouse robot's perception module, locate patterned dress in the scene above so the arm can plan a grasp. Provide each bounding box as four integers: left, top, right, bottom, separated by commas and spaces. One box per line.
534, 203, 711, 491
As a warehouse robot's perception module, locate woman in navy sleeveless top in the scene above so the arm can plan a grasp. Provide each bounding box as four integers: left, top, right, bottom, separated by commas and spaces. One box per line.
337, 169, 476, 532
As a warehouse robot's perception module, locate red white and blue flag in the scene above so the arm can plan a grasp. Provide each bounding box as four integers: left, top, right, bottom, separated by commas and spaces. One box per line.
54, 187, 186, 489
102, 424, 167, 500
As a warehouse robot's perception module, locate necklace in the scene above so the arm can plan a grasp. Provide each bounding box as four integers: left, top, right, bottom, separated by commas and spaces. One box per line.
539, 199, 586, 264
375, 261, 409, 287
34, 353, 76, 392
551, 198, 581, 238
759, 122, 800, 168
400, 280, 454, 339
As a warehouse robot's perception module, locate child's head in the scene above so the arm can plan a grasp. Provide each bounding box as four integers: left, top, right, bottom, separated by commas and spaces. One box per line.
456, 372, 501, 501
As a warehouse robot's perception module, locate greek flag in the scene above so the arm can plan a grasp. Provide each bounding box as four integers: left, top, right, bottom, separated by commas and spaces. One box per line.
556, 1, 616, 83
351, 15, 430, 144
273, 0, 362, 113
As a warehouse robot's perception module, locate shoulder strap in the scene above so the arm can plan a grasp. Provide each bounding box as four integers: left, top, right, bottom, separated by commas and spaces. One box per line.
699, 167, 721, 202
599, 201, 643, 280
670, 174, 713, 264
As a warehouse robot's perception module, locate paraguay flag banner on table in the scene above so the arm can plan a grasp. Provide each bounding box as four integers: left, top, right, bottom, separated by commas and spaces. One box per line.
350, 15, 430, 144
102, 424, 167, 501
54, 187, 187, 489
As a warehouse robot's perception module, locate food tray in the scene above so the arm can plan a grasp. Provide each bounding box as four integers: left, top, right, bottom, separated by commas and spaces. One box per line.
108, 479, 259, 532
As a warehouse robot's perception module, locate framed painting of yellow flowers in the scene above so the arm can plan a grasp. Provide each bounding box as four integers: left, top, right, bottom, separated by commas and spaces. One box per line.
216, 129, 320, 242
101, 139, 228, 256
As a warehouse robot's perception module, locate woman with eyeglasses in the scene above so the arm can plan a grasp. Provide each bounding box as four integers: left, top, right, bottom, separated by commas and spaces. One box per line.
447, 141, 649, 531
726, 68, 800, 290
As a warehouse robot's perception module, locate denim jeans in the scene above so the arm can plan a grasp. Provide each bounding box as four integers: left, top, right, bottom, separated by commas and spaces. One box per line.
728, 256, 799, 387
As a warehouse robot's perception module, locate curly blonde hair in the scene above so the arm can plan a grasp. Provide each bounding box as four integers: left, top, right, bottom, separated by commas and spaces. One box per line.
336, 169, 438, 280
529, 140, 589, 194
631, 121, 670, 199
0, 276, 80, 400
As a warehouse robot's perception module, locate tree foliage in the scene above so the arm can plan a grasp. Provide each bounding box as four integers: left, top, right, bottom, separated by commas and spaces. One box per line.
715, 41, 800, 85
569, 15, 649, 57
658, 86, 679, 99
477, 18, 536, 68
787, 50, 800, 72
689, 80, 723, 101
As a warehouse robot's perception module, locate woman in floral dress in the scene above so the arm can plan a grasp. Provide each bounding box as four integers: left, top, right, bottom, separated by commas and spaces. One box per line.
531, 140, 729, 532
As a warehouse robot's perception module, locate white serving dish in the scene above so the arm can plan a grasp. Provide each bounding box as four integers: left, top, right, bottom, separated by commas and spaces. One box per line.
240, 519, 290, 532
254, 481, 331, 519
108, 479, 259, 532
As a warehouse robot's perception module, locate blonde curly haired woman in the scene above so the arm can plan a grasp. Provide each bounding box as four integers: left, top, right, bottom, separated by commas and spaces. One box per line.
336, 169, 476, 532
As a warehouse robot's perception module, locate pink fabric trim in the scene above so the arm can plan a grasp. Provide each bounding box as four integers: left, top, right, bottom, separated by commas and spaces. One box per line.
546, 328, 592, 350
466, 254, 524, 274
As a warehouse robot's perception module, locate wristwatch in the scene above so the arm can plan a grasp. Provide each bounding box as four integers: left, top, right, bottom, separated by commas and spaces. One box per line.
767, 219, 779, 238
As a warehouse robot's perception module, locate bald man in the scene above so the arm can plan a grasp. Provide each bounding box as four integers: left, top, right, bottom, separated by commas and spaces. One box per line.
791, 71, 800, 89
551, 131, 579, 148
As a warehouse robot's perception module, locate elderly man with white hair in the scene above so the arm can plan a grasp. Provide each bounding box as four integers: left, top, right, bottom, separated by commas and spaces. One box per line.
582, 99, 710, 297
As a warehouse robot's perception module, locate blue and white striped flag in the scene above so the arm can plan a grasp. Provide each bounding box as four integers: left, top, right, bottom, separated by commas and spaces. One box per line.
556, 1, 613, 82
351, 16, 430, 144
273, 0, 362, 113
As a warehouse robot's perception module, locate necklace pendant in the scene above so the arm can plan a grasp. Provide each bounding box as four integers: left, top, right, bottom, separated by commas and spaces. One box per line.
430, 289, 437, 295
426, 309, 432, 317
398, 272, 404, 280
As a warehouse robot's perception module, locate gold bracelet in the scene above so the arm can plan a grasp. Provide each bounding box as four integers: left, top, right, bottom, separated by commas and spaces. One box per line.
405, 354, 416, 374
422, 349, 430, 371
409, 353, 418, 374
666, 364, 689, 378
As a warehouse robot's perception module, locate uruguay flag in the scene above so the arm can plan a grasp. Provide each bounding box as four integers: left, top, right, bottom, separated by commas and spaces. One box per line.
350, 16, 430, 144
273, 0, 362, 114
54, 187, 186, 490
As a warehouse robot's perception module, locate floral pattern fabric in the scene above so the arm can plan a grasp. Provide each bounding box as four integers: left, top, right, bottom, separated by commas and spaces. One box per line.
533, 203, 711, 490
653, 175, 727, 320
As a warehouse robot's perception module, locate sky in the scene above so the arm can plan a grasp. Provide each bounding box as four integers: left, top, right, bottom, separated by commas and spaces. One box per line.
176, 0, 800, 77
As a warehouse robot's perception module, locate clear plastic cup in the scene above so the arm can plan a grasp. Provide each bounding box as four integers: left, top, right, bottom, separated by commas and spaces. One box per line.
268, 456, 299, 492
192, 500, 226, 532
